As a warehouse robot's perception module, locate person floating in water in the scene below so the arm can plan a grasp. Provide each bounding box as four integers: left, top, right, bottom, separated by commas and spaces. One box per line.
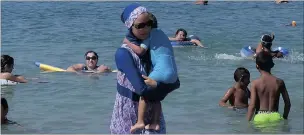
246, 52, 291, 123
1, 55, 27, 84
252, 33, 284, 58
67, 51, 112, 73
285, 21, 296, 27
195, 0, 208, 5
275, 0, 289, 4
169, 28, 205, 47
219, 67, 251, 109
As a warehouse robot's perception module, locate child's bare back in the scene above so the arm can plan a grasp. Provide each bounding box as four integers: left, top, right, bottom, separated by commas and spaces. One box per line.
247, 52, 291, 122
251, 75, 284, 112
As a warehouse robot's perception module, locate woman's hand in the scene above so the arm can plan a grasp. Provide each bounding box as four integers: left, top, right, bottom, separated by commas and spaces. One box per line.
142, 75, 157, 88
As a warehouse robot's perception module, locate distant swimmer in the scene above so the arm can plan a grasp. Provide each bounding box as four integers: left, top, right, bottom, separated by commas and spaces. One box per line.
253, 33, 284, 58
219, 67, 251, 109
247, 52, 291, 123
169, 28, 205, 47
0, 55, 27, 84
195, 0, 208, 5
66, 50, 112, 73
286, 21, 296, 27
275, 0, 289, 4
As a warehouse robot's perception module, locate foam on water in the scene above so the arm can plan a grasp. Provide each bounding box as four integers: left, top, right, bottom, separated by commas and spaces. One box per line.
215, 53, 244, 60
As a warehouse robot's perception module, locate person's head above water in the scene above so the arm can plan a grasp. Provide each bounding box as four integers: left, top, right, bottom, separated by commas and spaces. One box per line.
291, 21, 296, 27
234, 67, 250, 86
84, 51, 99, 69
1, 97, 8, 123
260, 33, 275, 50
121, 3, 154, 40
1, 55, 14, 73
256, 52, 275, 73
175, 28, 188, 41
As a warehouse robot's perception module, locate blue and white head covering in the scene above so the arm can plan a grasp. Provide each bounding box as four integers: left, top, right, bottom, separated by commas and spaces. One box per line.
121, 3, 148, 29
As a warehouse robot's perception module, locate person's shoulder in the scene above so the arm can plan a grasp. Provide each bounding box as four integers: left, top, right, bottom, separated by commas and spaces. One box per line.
74, 63, 85, 67
0, 72, 13, 79
228, 86, 237, 92
251, 79, 259, 86
275, 77, 285, 85
115, 47, 131, 58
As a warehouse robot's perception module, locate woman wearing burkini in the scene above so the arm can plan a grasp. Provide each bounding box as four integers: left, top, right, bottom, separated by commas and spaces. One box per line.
110, 3, 180, 134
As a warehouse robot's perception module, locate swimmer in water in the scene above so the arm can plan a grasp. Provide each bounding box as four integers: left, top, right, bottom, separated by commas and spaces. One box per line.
286, 21, 296, 27
169, 28, 205, 47
0, 55, 27, 83
253, 33, 284, 58
195, 0, 208, 5
67, 50, 112, 73
247, 52, 291, 123
219, 67, 251, 109
275, 0, 289, 4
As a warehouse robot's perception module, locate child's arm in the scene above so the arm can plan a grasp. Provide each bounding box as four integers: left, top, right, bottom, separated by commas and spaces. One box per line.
219, 87, 235, 108
124, 38, 147, 56
190, 39, 205, 47
247, 81, 257, 121
2, 73, 27, 83
279, 79, 291, 119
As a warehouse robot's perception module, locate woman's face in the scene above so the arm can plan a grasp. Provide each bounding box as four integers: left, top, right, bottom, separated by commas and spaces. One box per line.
175, 31, 186, 41
85, 52, 98, 69
131, 13, 152, 40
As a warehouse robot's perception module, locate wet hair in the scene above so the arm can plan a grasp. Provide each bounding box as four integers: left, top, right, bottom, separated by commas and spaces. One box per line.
84, 51, 98, 60
175, 28, 187, 37
234, 67, 250, 82
261, 33, 275, 50
148, 12, 157, 28
1, 98, 8, 110
256, 52, 274, 72
1, 55, 14, 73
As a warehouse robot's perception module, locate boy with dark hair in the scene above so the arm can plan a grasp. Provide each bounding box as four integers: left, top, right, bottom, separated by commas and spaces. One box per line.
219, 67, 251, 109
247, 52, 291, 123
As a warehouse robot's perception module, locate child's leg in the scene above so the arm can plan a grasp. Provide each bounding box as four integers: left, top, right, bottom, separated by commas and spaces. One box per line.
145, 101, 161, 131
130, 96, 146, 133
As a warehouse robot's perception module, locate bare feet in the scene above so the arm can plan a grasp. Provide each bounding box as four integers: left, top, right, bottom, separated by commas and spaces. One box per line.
130, 122, 145, 133
145, 123, 160, 131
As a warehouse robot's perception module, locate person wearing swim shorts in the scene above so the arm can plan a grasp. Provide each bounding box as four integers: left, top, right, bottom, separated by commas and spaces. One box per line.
67, 50, 112, 73
246, 52, 291, 123
219, 67, 250, 109
169, 28, 204, 47
0, 55, 27, 83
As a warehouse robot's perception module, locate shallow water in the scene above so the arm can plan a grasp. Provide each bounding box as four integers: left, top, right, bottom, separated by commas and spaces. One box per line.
1, 1, 303, 134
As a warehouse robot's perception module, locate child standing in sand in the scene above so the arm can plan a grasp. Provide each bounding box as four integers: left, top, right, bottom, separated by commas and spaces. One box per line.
219, 67, 251, 109
121, 3, 180, 133
247, 52, 291, 122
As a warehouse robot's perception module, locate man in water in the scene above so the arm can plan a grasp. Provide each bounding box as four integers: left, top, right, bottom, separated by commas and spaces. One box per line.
247, 52, 291, 123
67, 50, 112, 73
